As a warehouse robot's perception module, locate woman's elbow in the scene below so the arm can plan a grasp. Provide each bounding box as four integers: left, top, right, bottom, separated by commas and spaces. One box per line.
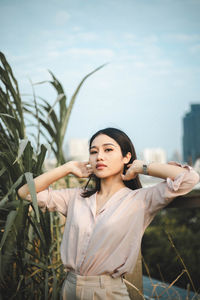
17, 186, 28, 200
192, 171, 200, 186
187, 170, 200, 189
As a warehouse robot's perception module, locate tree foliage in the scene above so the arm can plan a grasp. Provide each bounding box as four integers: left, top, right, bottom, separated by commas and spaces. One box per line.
142, 206, 200, 293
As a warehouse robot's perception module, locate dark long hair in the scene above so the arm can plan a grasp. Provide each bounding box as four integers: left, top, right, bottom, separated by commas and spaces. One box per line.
82, 127, 142, 198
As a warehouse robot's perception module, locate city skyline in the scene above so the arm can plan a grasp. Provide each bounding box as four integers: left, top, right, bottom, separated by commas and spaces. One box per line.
183, 104, 200, 164
1, 0, 200, 160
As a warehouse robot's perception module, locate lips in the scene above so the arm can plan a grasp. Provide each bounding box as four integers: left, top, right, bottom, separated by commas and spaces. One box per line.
96, 163, 107, 170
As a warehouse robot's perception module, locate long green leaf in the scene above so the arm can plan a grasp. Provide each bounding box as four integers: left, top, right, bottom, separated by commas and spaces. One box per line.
27, 215, 45, 248
48, 70, 66, 96
23, 141, 34, 172
45, 270, 49, 300
61, 64, 107, 142
47, 93, 65, 118
0, 52, 25, 138
13, 138, 28, 164
34, 144, 47, 175
0, 166, 6, 177
25, 172, 40, 223
41, 104, 59, 131
24, 259, 49, 271
0, 113, 16, 119
0, 210, 17, 251
0, 174, 23, 207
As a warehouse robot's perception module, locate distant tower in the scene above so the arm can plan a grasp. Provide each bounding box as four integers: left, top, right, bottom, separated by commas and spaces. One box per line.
183, 104, 200, 164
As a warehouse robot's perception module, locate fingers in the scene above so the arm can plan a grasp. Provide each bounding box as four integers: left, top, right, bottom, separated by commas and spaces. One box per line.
79, 162, 92, 171
72, 161, 93, 178
83, 162, 93, 177
86, 168, 93, 175
86, 164, 93, 173
121, 168, 137, 181
83, 162, 93, 171
121, 173, 133, 181
83, 161, 90, 166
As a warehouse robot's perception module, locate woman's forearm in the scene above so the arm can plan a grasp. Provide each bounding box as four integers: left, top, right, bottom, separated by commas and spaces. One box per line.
18, 162, 73, 199
130, 160, 188, 180
143, 162, 187, 180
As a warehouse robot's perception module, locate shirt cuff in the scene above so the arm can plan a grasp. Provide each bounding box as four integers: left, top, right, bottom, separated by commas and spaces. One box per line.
166, 161, 198, 192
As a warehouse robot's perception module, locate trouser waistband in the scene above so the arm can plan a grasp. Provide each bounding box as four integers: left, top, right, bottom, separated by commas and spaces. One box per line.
66, 271, 124, 287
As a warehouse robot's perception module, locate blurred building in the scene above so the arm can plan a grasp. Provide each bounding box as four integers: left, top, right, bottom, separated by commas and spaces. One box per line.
65, 138, 89, 161
170, 150, 182, 163
141, 148, 167, 164
140, 148, 166, 187
183, 104, 200, 164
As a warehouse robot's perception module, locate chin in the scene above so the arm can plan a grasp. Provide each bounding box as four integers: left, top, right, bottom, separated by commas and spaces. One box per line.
94, 171, 121, 179
93, 171, 108, 178
94, 173, 108, 179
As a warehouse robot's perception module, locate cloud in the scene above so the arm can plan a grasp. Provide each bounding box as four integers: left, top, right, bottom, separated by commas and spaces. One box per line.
123, 33, 137, 41
118, 57, 173, 76
39, 29, 98, 48
72, 26, 82, 32
54, 11, 70, 25
76, 32, 98, 42
123, 33, 158, 43
165, 33, 200, 43
121, 33, 161, 58
47, 50, 61, 58
190, 44, 200, 54
66, 48, 115, 59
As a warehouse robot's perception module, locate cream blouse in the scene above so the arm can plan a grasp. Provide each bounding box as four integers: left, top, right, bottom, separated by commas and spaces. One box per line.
35, 163, 199, 278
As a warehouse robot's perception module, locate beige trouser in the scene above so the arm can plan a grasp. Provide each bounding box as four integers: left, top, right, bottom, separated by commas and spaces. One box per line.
62, 271, 131, 300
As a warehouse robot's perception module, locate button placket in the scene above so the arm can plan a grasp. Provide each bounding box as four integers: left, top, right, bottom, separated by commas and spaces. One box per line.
77, 225, 93, 271
77, 200, 101, 273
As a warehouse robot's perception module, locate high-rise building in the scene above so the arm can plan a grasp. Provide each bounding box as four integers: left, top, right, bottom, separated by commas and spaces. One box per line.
183, 104, 200, 164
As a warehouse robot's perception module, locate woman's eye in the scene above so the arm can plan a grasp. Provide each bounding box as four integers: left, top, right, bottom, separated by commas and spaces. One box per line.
90, 151, 97, 154
105, 148, 113, 152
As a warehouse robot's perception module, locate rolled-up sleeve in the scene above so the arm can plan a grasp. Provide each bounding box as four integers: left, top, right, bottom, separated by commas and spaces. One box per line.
143, 162, 199, 227
27, 188, 79, 216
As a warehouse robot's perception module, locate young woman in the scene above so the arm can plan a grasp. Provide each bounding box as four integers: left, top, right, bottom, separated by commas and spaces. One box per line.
18, 127, 199, 300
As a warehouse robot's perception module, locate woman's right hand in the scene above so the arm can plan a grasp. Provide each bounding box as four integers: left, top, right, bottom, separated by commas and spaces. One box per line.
18, 161, 93, 199
67, 161, 93, 178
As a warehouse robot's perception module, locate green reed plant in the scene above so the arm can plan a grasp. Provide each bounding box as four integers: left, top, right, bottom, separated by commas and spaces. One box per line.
25, 66, 106, 165
0, 51, 104, 299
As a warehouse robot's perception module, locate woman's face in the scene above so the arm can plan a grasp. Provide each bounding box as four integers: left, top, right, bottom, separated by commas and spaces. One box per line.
89, 134, 130, 179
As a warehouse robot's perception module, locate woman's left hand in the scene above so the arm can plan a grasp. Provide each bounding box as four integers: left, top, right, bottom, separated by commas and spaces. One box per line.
121, 160, 143, 181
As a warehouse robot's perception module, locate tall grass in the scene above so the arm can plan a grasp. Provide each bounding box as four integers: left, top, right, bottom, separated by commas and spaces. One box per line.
0, 51, 104, 299
142, 232, 200, 300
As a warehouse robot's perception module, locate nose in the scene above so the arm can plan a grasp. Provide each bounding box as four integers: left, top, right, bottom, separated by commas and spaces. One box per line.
97, 150, 104, 161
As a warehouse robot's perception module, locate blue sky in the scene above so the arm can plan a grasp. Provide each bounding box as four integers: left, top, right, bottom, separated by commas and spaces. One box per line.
1, 0, 200, 160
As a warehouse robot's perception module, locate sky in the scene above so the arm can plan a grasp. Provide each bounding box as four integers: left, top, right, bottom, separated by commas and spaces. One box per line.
1, 0, 200, 160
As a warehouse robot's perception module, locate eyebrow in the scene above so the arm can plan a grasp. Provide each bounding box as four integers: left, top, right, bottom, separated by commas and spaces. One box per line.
90, 143, 117, 149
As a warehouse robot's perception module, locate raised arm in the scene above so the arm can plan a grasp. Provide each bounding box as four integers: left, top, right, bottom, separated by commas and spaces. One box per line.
122, 159, 198, 181
124, 160, 199, 227
18, 161, 92, 199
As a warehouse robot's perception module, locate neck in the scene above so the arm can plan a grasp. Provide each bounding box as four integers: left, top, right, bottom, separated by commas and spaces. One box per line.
98, 174, 125, 196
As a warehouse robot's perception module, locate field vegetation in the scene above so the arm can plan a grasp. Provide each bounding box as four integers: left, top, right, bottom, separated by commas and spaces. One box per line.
0, 52, 102, 299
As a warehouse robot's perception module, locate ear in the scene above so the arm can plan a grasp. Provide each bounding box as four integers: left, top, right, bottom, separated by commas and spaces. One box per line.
123, 152, 132, 164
